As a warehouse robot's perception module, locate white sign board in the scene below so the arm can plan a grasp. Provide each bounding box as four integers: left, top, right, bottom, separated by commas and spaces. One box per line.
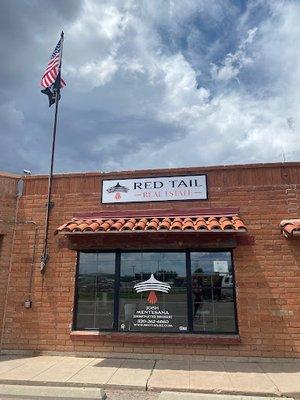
102, 175, 207, 203
213, 261, 229, 273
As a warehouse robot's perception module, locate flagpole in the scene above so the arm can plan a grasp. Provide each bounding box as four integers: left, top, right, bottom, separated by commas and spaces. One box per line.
40, 31, 64, 273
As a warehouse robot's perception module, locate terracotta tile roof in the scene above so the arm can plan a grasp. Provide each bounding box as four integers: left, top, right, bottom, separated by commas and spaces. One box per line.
280, 219, 300, 238
55, 214, 247, 234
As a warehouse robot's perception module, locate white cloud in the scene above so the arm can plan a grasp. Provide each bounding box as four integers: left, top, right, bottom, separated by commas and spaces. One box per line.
80, 1, 299, 169
210, 27, 257, 82
69, 1, 126, 40
78, 54, 119, 87
7, 0, 299, 174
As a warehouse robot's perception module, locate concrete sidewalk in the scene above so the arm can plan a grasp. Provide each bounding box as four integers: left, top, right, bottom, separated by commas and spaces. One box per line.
0, 355, 299, 398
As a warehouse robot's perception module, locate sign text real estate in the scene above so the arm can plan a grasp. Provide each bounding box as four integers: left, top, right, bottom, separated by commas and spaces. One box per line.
101, 174, 207, 203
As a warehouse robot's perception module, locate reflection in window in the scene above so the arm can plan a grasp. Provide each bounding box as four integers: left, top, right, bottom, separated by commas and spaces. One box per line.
191, 252, 236, 333
74, 250, 237, 334
76, 253, 115, 330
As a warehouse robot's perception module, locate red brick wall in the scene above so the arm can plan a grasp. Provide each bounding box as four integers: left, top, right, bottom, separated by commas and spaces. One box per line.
1, 163, 299, 358
0, 174, 19, 342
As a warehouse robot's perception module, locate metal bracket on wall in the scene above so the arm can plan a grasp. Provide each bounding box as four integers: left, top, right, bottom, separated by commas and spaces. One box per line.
45, 201, 54, 209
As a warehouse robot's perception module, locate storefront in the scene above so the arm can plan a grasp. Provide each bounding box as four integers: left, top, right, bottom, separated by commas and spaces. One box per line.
74, 249, 237, 334
0, 162, 299, 359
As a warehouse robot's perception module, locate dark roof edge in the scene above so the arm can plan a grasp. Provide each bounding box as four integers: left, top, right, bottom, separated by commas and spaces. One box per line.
16, 161, 300, 180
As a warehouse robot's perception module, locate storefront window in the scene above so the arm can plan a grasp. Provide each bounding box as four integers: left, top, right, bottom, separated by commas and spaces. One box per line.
75, 252, 116, 330
75, 250, 237, 334
191, 252, 236, 333
119, 252, 187, 332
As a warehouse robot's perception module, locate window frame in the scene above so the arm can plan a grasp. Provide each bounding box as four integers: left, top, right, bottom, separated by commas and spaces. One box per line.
73, 249, 238, 335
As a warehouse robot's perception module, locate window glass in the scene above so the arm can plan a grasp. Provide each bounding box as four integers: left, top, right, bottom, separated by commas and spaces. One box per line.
191, 252, 237, 333
76, 252, 115, 330
74, 250, 237, 334
119, 252, 187, 333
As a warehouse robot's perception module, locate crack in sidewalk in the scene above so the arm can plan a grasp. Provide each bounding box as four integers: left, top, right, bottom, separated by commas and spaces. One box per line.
146, 359, 157, 391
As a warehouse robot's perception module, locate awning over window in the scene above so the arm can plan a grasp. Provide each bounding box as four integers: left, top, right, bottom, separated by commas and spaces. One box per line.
55, 208, 251, 250
280, 219, 300, 238
55, 208, 247, 235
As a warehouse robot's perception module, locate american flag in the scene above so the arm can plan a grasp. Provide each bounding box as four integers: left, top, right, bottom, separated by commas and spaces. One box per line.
41, 37, 66, 89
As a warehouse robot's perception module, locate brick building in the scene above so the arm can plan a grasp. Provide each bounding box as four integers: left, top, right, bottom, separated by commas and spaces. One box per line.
0, 162, 299, 359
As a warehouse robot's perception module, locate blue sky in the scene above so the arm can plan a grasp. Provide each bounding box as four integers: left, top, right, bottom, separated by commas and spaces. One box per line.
0, 0, 299, 174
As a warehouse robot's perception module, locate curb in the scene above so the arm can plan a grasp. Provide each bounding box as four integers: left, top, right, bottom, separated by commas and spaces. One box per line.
0, 379, 298, 399
158, 393, 295, 400
148, 386, 282, 398
0, 384, 106, 399
0, 379, 145, 391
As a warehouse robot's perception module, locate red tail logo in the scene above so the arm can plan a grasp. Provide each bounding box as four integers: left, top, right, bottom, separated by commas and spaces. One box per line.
147, 291, 158, 304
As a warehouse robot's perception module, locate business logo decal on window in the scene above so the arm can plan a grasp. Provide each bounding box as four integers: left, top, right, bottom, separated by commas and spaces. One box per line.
131, 274, 174, 329
134, 274, 171, 304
